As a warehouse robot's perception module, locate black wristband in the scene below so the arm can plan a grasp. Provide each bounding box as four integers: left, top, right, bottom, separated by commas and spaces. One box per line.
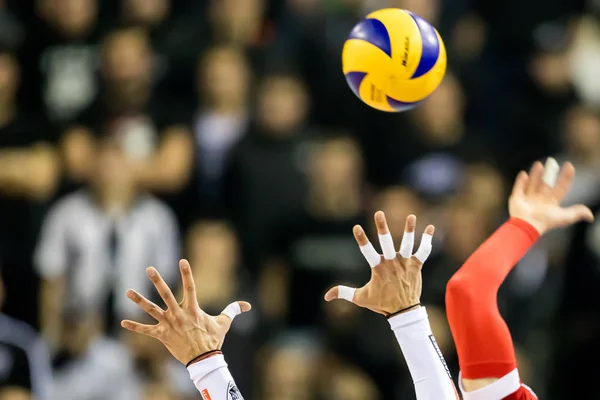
185, 350, 222, 368
387, 303, 421, 319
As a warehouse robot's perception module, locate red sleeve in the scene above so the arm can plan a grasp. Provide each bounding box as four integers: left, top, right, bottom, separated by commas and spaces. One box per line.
445, 218, 539, 379
506, 385, 538, 400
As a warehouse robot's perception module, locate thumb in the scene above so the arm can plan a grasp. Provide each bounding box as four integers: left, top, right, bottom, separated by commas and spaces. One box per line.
563, 204, 595, 225
218, 301, 252, 326
324, 285, 357, 304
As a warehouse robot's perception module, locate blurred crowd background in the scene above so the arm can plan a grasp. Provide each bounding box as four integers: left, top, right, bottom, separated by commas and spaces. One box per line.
0, 0, 599, 399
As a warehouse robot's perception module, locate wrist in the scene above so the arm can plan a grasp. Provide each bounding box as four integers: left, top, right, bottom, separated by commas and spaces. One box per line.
387, 303, 421, 319
186, 350, 223, 367
187, 353, 228, 383
507, 217, 542, 239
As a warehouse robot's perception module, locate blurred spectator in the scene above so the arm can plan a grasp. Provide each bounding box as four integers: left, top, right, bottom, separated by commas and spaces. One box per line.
0, 272, 52, 400
0, 0, 594, 398
258, 333, 323, 400
21, 0, 102, 121
571, 15, 600, 107
223, 73, 311, 273
390, 0, 440, 25
0, 0, 24, 51
263, 135, 367, 326
324, 364, 380, 400
142, 383, 179, 400
0, 51, 59, 325
549, 199, 600, 399
557, 104, 600, 205
208, 0, 270, 48
34, 138, 179, 347
51, 312, 140, 399
458, 162, 507, 216
409, 74, 468, 152
187, 46, 251, 216
121, 0, 169, 29
61, 27, 194, 193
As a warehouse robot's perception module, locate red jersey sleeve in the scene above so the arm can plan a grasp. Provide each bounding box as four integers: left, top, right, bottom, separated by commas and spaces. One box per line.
506, 384, 538, 400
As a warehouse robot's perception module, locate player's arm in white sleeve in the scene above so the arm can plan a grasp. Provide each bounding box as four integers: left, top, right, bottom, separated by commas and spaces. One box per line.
119, 259, 249, 398
325, 211, 458, 400
187, 353, 243, 399
387, 306, 457, 399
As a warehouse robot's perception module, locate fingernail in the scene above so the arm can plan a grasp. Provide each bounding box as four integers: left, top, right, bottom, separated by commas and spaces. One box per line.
127, 290, 135, 299
147, 268, 156, 277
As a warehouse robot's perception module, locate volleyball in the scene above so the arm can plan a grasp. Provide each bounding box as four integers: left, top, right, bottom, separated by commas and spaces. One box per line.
342, 8, 447, 112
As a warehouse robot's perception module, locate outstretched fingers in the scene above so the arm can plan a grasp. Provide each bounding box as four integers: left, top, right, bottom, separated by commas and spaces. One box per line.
375, 211, 396, 260
525, 161, 544, 195
562, 204, 595, 224
353, 225, 381, 268
126, 289, 165, 321
218, 301, 252, 330
541, 157, 560, 189
220, 301, 252, 321
512, 170, 529, 197
413, 224, 435, 265
120, 320, 160, 338
399, 214, 416, 258
552, 161, 575, 201
324, 285, 357, 304
147, 267, 179, 310
179, 259, 197, 306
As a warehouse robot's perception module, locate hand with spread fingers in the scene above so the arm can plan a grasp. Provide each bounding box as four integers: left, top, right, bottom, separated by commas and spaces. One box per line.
324, 211, 434, 317
121, 259, 251, 365
509, 159, 594, 235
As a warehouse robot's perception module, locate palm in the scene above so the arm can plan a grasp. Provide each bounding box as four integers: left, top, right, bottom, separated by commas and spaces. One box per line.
158, 310, 225, 364
508, 161, 593, 234
355, 258, 423, 315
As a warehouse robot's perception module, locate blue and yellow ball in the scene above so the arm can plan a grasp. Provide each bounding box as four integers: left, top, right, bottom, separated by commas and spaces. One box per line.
342, 8, 447, 112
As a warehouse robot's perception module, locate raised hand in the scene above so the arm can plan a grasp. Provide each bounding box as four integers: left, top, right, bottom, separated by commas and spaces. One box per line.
121, 259, 251, 365
509, 158, 594, 235
324, 211, 434, 316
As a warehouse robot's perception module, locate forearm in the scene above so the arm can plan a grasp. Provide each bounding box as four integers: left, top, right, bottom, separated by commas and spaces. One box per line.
445, 218, 539, 378
188, 354, 242, 399
389, 307, 458, 400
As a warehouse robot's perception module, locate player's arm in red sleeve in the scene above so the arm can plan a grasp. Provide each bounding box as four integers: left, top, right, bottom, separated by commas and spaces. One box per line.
445, 159, 594, 400
446, 218, 538, 398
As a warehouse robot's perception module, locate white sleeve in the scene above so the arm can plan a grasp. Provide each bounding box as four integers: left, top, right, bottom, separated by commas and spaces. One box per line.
388, 306, 458, 400
188, 354, 244, 400
458, 369, 537, 400
34, 202, 70, 278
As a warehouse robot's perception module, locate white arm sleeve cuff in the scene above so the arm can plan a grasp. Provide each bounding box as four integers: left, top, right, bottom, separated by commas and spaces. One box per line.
187, 354, 244, 399
458, 369, 530, 400
389, 307, 458, 400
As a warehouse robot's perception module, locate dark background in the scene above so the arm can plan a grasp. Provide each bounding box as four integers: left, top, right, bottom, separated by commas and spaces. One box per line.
0, 0, 599, 398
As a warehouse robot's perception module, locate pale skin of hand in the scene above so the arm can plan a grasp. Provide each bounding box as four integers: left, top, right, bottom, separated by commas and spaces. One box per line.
121, 260, 251, 365
463, 160, 594, 392
324, 211, 434, 316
